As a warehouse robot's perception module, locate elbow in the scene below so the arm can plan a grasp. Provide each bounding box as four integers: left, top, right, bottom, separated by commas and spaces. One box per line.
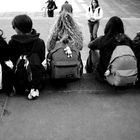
88, 43, 92, 49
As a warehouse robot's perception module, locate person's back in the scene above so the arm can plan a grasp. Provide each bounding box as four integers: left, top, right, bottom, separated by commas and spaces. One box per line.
0, 29, 14, 95
46, 11, 83, 79
9, 14, 45, 100
47, 39, 83, 79
47, 11, 83, 52
99, 34, 133, 76
59, 1, 73, 14
87, 16, 133, 80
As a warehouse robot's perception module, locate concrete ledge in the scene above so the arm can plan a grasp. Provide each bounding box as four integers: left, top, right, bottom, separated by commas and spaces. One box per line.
0, 93, 8, 121
43, 73, 140, 94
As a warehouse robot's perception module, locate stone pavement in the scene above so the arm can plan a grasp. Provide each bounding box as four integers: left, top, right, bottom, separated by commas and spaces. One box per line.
0, 74, 140, 140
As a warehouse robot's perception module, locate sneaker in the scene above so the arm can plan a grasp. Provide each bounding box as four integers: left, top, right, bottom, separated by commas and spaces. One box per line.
28, 89, 39, 100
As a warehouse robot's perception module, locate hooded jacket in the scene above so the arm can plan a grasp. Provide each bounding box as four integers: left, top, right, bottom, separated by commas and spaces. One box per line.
0, 38, 9, 63
88, 33, 133, 78
9, 30, 45, 67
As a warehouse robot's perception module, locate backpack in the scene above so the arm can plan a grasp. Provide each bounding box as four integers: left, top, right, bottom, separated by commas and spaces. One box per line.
15, 55, 32, 93
105, 45, 138, 86
47, 42, 83, 79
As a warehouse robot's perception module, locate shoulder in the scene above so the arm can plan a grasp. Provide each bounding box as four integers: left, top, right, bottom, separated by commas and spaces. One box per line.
88, 36, 104, 49
8, 37, 17, 45
0, 38, 8, 50
116, 33, 132, 43
34, 38, 45, 46
95, 6, 103, 12
0, 37, 7, 44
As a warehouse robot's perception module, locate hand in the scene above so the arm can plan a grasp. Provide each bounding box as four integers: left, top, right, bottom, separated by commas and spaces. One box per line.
42, 59, 47, 70
5, 60, 13, 69
89, 18, 96, 22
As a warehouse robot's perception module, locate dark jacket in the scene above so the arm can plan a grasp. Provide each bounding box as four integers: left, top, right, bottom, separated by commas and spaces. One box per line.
9, 30, 45, 67
133, 32, 140, 57
9, 30, 46, 90
0, 38, 14, 94
88, 33, 133, 78
47, 1, 57, 10
133, 32, 140, 81
0, 38, 9, 63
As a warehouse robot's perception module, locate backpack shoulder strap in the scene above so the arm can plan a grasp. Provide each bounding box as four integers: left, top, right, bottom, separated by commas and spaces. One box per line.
49, 41, 65, 54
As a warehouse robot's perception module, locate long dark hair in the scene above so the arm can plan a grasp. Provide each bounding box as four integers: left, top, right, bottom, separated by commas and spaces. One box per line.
91, 0, 99, 9
104, 16, 124, 40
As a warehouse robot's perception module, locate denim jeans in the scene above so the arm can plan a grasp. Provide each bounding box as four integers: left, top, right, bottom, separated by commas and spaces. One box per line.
88, 20, 99, 41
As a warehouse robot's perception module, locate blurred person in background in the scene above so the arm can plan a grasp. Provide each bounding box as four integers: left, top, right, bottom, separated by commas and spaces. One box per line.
46, 0, 57, 17
87, 0, 103, 41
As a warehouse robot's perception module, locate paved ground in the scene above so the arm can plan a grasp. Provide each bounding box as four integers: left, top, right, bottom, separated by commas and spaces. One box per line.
0, 0, 140, 140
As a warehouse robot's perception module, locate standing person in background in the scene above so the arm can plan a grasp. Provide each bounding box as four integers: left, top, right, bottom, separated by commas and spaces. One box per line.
87, 0, 103, 41
46, 0, 57, 17
59, 1, 73, 14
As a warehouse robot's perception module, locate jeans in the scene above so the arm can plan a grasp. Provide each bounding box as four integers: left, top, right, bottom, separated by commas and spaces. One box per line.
47, 10, 54, 17
88, 20, 99, 41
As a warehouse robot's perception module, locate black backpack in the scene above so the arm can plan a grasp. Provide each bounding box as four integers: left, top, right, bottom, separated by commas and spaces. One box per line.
15, 55, 32, 93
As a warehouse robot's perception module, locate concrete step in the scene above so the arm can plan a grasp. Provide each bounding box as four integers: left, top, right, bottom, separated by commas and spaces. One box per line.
42, 73, 140, 94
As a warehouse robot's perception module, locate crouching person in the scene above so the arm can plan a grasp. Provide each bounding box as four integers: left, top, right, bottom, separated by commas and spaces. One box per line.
9, 14, 46, 100
0, 29, 14, 96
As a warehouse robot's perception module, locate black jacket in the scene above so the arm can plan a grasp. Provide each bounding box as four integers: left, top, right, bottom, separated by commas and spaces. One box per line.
8, 30, 46, 90
9, 30, 45, 67
88, 33, 133, 77
0, 38, 9, 63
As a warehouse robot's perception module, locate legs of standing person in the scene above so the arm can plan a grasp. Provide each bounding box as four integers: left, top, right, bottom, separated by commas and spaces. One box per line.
92, 21, 99, 40
88, 20, 94, 41
88, 20, 99, 41
47, 10, 54, 17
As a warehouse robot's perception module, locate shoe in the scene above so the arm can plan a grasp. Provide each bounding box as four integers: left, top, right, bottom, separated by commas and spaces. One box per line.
28, 89, 39, 100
